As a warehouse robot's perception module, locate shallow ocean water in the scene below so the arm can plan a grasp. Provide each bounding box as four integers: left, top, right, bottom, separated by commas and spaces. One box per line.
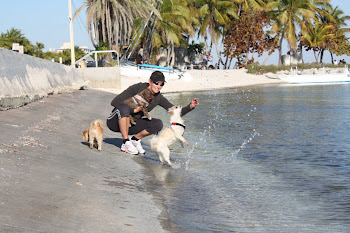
145, 83, 350, 232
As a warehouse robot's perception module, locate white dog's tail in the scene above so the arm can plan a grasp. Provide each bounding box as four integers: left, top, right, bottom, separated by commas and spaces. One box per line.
150, 136, 166, 152
150, 136, 158, 151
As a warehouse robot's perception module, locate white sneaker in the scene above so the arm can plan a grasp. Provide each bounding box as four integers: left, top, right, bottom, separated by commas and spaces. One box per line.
121, 141, 138, 155
130, 138, 146, 154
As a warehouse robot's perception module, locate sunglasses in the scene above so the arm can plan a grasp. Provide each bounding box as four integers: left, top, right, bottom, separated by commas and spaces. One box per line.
152, 80, 165, 86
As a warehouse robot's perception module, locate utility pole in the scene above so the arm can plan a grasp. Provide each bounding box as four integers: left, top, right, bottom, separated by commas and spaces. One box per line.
68, 0, 75, 66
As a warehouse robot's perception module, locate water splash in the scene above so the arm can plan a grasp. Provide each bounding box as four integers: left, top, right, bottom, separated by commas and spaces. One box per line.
182, 142, 197, 171
232, 129, 260, 157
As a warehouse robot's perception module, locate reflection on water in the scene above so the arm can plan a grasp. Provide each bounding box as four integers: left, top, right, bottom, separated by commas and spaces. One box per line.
144, 83, 350, 232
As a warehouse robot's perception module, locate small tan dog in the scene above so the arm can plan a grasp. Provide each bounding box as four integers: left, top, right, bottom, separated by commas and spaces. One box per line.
150, 106, 188, 166
124, 88, 154, 125
82, 119, 104, 151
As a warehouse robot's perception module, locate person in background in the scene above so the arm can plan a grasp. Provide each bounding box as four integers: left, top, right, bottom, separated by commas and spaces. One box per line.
137, 48, 143, 64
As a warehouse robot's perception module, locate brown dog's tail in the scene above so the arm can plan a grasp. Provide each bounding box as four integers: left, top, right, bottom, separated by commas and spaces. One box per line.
82, 129, 89, 142
91, 119, 104, 129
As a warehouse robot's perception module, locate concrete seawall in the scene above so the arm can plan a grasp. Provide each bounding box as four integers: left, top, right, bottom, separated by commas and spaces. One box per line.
0, 49, 84, 110
77, 66, 121, 89
0, 49, 122, 110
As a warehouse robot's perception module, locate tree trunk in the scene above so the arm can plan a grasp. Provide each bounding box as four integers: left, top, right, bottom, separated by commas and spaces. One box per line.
330, 51, 334, 63
171, 42, 175, 67
146, 19, 157, 62
320, 49, 324, 64
262, 53, 272, 65
147, 2, 161, 62
166, 46, 171, 66
228, 57, 234, 69
224, 55, 229, 69
237, 3, 242, 16
278, 32, 284, 66
314, 50, 319, 64
278, 43, 283, 66
243, 52, 250, 64
217, 39, 225, 66
208, 41, 213, 55
214, 43, 224, 67
204, 36, 209, 54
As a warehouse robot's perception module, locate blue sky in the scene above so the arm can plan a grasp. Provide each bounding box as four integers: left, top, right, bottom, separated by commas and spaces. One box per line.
0, 0, 93, 51
0, 0, 349, 65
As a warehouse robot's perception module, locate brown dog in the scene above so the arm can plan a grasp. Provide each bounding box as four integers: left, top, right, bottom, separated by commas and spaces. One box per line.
82, 119, 103, 151
124, 88, 154, 125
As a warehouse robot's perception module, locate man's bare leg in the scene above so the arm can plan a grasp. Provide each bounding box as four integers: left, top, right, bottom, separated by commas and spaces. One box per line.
134, 129, 151, 140
119, 117, 130, 140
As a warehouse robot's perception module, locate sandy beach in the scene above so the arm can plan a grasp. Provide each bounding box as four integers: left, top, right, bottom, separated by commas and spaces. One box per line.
98, 69, 282, 94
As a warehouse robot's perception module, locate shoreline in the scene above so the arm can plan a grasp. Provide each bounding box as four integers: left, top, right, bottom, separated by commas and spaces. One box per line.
0, 69, 281, 232
92, 69, 282, 231
96, 69, 282, 95
0, 89, 174, 232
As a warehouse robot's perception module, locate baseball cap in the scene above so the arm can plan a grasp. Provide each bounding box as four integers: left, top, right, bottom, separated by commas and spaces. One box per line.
150, 71, 166, 82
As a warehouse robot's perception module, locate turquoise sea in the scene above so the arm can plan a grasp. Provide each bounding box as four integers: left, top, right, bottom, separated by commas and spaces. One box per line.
146, 83, 350, 232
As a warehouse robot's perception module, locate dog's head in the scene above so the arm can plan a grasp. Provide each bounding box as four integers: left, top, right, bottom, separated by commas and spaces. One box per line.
82, 129, 89, 142
139, 88, 154, 101
168, 105, 182, 115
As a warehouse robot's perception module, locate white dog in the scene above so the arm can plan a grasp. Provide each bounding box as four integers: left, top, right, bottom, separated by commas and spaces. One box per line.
150, 106, 188, 166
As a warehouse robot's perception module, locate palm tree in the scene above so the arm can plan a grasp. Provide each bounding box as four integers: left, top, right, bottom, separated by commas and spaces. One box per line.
34, 42, 45, 58
328, 6, 350, 27
60, 46, 86, 65
316, 3, 350, 63
300, 21, 334, 64
74, 0, 156, 51
195, 0, 239, 66
236, 0, 268, 14
0, 28, 33, 54
268, 0, 329, 65
151, 0, 197, 66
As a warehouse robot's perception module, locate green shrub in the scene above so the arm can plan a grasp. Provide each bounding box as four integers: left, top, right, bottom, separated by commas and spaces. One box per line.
247, 63, 347, 74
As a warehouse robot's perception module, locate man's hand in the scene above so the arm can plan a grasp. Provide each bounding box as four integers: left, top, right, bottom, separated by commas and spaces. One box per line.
190, 98, 199, 109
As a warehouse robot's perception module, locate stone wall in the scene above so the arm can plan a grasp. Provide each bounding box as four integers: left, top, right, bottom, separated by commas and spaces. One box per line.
0, 49, 84, 110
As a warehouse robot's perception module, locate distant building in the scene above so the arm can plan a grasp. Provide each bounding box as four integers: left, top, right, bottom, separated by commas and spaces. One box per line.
78, 46, 91, 54
50, 42, 92, 54
55, 42, 71, 53
281, 48, 303, 65
12, 43, 23, 54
